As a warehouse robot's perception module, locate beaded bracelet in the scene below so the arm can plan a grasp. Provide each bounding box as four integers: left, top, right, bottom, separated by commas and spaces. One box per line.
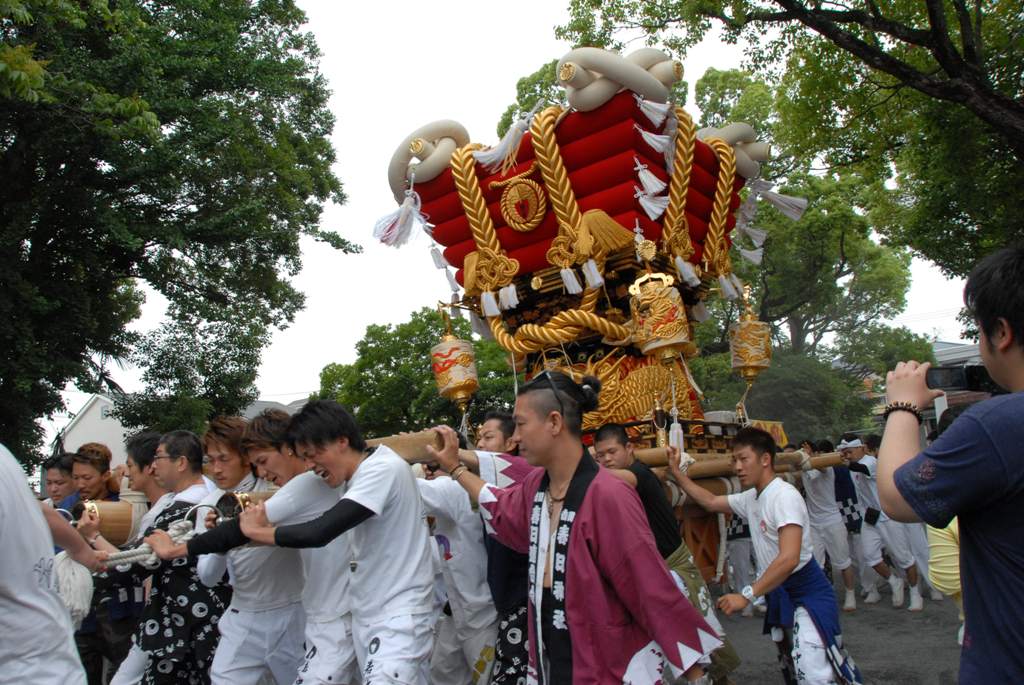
449, 465, 468, 482
883, 401, 922, 424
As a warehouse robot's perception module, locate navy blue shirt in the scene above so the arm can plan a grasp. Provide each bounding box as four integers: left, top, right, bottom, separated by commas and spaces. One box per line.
894, 392, 1024, 683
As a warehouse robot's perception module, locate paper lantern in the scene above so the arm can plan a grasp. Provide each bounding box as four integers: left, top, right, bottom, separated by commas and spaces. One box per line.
430, 309, 479, 415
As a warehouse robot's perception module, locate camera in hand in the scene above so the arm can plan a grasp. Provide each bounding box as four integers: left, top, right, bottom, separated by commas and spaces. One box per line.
926, 365, 1005, 394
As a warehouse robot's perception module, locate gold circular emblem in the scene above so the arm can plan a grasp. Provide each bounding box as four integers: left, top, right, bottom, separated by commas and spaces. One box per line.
559, 63, 577, 82
408, 138, 425, 155
499, 178, 547, 232
673, 61, 684, 80
489, 162, 548, 232
530, 275, 544, 291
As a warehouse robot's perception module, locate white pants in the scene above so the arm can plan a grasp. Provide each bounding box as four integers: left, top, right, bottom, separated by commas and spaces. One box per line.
109, 643, 147, 685
789, 607, 838, 684
295, 615, 360, 685
727, 539, 755, 592
848, 532, 880, 591
905, 522, 933, 590
354, 612, 434, 685
430, 612, 497, 685
861, 521, 915, 570
211, 602, 306, 685
809, 521, 852, 571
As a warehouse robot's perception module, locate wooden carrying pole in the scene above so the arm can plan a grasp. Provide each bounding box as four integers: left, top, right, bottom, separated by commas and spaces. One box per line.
366, 429, 477, 464
636, 448, 844, 479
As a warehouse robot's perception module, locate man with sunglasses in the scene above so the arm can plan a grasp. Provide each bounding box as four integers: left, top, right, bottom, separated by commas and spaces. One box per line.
429, 371, 720, 683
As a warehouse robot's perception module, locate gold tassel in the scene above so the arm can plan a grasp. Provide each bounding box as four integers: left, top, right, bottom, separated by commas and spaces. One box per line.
580, 210, 636, 253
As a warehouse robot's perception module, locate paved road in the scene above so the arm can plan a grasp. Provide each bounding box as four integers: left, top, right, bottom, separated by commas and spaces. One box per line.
716, 583, 962, 684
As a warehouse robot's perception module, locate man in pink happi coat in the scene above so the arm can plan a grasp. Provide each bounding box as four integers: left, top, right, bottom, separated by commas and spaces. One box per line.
430, 371, 720, 684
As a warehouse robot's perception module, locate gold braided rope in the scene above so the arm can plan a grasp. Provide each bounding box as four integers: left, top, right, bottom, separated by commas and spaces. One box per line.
450, 143, 518, 292
701, 138, 737, 277
486, 288, 627, 355
662, 106, 697, 260
530, 105, 584, 267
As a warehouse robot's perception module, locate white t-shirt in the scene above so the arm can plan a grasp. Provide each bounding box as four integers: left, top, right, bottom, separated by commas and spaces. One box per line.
417, 476, 497, 632
728, 478, 814, 577
343, 446, 434, 622
0, 445, 86, 684
801, 467, 843, 528
849, 455, 888, 523
265, 470, 351, 622
195, 476, 304, 611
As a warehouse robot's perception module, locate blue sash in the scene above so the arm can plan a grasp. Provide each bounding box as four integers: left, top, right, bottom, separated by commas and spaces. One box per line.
764, 558, 863, 685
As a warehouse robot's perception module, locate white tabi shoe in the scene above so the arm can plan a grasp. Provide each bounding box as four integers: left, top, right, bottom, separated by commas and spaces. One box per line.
864, 587, 882, 604
889, 575, 905, 607
930, 587, 945, 601
843, 589, 857, 612
908, 584, 924, 612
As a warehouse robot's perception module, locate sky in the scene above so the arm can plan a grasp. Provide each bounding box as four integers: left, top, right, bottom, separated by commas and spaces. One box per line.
43, 0, 968, 436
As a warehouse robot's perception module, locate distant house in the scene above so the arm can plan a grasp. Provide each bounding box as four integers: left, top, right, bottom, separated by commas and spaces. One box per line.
53, 395, 309, 467
54, 394, 130, 466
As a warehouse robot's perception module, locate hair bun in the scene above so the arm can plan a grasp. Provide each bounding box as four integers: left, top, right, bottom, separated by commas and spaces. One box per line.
578, 375, 602, 413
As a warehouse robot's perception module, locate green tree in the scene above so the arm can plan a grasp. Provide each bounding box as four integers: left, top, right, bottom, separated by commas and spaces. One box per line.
557, 0, 1024, 275
829, 324, 936, 382
114, 317, 265, 434
689, 69, 915, 357
1, 0, 356, 463
746, 350, 874, 440
691, 349, 873, 439
318, 308, 518, 439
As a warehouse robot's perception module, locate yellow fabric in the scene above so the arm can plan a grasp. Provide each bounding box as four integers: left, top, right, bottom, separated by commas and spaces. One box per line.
927, 518, 963, 618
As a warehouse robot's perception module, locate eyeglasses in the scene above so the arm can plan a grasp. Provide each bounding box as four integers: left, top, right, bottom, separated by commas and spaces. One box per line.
537, 370, 566, 417
153, 454, 181, 462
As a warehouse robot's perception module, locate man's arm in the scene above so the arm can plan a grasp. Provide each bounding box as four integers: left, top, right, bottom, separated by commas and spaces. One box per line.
877, 361, 942, 522
665, 447, 732, 514
428, 426, 487, 505
147, 518, 251, 561
240, 500, 374, 548
718, 524, 803, 615
606, 467, 638, 488
40, 502, 103, 572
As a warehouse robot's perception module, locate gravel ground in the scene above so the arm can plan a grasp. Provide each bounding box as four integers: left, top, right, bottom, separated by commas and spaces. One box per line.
714, 582, 962, 684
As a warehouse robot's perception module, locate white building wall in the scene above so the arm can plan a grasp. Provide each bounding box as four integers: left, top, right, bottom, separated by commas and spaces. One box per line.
62, 396, 129, 468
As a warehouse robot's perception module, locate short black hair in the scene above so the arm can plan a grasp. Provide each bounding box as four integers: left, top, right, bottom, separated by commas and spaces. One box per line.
734, 426, 777, 463
517, 371, 601, 437
816, 439, 835, 453
799, 438, 816, 451
937, 404, 970, 436
594, 423, 629, 447
287, 400, 367, 452
482, 410, 515, 441
42, 452, 74, 475
159, 430, 204, 473
864, 434, 882, 451
125, 431, 161, 469
964, 245, 1024, 351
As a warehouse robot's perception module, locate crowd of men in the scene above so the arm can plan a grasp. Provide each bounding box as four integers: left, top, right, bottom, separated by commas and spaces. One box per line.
3, 245, 1022, 684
